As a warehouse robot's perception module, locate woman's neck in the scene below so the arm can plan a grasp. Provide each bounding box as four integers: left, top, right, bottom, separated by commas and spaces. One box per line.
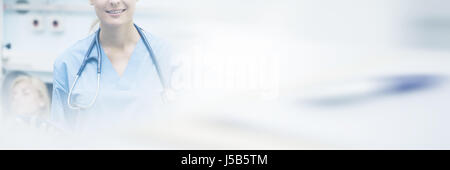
99, 22, 139, 49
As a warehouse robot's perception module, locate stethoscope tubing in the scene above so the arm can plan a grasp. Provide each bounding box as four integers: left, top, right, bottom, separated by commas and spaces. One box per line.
67, 24, 165, 110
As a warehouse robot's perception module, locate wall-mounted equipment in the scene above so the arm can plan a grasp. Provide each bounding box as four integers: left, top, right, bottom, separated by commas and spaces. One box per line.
48, 16, 64, 33
30, 15, 44, 32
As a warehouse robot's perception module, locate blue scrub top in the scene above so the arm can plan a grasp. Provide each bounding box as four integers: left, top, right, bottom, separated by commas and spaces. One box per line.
51, 29, 173, 130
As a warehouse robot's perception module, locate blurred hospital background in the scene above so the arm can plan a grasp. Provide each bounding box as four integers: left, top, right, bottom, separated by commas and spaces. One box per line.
0, 0, 450, 149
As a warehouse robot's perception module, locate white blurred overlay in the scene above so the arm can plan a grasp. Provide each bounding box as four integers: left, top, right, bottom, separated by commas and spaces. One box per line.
1, 0, 450, 149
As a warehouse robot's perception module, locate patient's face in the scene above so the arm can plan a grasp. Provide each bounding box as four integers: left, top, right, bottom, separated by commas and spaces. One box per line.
10, 81, 44, 116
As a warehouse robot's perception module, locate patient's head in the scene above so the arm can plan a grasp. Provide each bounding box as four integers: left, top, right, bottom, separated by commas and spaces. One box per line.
9, 76, 50, 119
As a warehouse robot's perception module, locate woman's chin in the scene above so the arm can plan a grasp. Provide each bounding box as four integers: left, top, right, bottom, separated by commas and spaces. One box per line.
102, 19, 132, 27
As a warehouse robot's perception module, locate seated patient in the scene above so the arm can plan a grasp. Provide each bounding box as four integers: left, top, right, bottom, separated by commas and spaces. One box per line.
8, 75, 51, 128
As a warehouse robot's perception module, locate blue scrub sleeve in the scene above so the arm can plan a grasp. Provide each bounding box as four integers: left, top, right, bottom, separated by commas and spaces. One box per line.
50, 61, 76, 130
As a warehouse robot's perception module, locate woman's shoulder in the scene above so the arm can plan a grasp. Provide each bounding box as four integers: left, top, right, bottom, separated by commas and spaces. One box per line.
139, 28, 177, 88
139, 28, 171, 50
140, 28, 174, 63
53, 33, 96, 68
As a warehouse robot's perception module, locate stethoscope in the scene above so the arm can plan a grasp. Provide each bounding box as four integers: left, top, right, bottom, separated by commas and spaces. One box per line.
67, 24, 167, 110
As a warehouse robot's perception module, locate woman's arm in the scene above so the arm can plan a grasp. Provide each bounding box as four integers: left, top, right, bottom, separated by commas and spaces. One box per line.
50, 59, 76, 130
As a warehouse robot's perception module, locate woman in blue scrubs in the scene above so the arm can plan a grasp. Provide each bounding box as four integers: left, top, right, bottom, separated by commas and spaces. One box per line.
51, 0, 173, 130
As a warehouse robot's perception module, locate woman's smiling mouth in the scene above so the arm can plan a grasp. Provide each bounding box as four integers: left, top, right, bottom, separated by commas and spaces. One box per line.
106, 9, 127, 16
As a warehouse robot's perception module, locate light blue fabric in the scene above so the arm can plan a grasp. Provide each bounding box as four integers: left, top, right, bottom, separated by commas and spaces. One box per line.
51, 28, 173, 130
